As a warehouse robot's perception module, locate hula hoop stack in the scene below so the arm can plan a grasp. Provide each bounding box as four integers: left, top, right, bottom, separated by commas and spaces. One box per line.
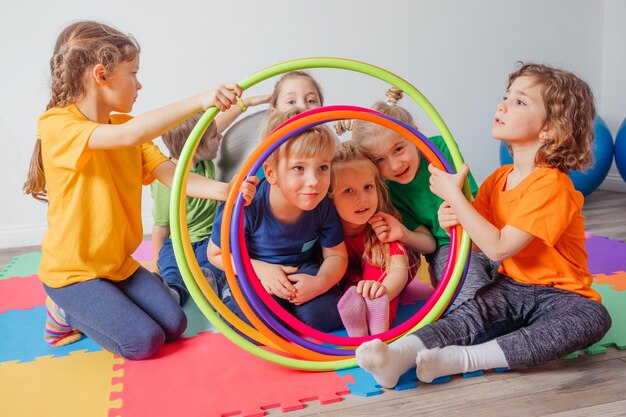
169, 58, 473, 371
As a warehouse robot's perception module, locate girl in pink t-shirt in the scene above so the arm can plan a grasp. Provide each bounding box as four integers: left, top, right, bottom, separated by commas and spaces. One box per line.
329, 141, 430, 336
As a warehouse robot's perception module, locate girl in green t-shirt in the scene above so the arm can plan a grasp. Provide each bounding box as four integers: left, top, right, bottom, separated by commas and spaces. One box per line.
348, 87, 499, 311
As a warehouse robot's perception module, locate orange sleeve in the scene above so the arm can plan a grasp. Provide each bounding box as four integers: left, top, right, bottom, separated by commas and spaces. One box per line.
505, 175, 578, 247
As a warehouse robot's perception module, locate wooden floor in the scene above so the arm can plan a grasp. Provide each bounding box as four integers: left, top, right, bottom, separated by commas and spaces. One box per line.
1, 190, 625, 416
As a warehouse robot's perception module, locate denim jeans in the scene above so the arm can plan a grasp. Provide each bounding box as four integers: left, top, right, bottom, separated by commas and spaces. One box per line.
157, 237, 212, 306
44, 266, 186, 360
216, 261, 343, 332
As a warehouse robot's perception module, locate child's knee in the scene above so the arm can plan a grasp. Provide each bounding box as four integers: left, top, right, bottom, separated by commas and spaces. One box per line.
586, 301, 612, 340
162, 308, 187, 341
120, 325, 166, 360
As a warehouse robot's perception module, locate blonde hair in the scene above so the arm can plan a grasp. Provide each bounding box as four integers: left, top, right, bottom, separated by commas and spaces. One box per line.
343, 87, 417, 149
329, 141, 411, 273
162, 112, 217, 160
23, 21, 140, 202
270, 71, 324, 109
506, 62, 596, 173
262, 108, 336, 167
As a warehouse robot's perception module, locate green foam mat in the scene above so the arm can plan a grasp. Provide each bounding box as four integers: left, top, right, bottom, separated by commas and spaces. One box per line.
564, 281, 626, 358
0, 252, 42, 279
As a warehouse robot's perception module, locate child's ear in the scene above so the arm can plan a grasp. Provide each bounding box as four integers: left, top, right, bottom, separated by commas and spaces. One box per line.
264, 161, 277, 184
92, 64, 108, 87
539, 126, 553, 142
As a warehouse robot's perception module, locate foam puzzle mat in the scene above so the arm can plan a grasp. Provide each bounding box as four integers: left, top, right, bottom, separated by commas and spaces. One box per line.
1, 236, 624, 417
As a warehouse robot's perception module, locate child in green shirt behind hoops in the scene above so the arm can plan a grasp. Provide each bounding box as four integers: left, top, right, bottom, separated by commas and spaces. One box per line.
151, 92, 269, 305
349, 87, 499, 311
150, 113, 222, 306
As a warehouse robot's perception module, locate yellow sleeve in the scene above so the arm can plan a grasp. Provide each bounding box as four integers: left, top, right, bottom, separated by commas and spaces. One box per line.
38, 107, 98, 171
108, 113, 168, 185
140, 141, 168, 185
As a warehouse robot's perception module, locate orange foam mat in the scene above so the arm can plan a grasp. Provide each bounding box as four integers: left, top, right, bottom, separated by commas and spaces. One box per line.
0, 350, 123, 417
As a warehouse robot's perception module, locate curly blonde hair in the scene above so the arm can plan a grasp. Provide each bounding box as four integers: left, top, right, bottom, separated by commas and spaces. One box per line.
505, 62, 596, 173
23, 21, 140, 202
329, 141, 416, 273
345, 87, 417, 148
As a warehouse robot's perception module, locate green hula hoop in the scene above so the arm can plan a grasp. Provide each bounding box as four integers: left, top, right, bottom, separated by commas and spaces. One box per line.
170, 57, 472, 370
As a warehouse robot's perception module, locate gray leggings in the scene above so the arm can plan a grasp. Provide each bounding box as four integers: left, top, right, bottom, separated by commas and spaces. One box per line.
44, 266, 187, 360
413, 275, 612, 367
426, 245, 500, 310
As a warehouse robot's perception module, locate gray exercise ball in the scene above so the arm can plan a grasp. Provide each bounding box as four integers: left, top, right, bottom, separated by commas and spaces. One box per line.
215, 110, 269, 182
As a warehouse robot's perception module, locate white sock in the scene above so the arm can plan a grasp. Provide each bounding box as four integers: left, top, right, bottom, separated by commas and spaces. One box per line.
415, 339, 509, 383
355, 335, 426, 388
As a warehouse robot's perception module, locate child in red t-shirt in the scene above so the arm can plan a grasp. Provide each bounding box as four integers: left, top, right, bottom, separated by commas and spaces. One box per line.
330, 141, 432, 336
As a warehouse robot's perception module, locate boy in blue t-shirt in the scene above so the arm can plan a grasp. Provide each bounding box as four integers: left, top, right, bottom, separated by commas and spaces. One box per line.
208, 109, 347, 332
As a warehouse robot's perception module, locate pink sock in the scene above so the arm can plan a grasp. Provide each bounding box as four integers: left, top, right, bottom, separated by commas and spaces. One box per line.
338, 286, 368, 337
365, 294, 390, 335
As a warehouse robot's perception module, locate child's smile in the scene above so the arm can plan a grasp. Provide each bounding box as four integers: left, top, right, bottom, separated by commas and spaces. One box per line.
364, 133, 420, 185
266, 154, 332, 220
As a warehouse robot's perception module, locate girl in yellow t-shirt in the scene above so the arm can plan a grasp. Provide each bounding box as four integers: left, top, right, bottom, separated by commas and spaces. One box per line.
355, 63, 612, 388
23, 21, 257, 360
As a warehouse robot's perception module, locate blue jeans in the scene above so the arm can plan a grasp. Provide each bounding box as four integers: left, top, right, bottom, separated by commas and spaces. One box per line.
44, 266, 187, 360
217, 262, 343, 332
157, 237, 211, 306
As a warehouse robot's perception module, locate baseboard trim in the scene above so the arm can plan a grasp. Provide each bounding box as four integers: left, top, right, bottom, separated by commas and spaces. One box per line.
2, 177, 623, 249
0, 224, 47, 249
0, 215, 155, 249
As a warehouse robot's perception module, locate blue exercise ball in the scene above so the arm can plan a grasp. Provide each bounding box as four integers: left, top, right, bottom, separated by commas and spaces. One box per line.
499, 116, 614, 196
615, 117, 626, 182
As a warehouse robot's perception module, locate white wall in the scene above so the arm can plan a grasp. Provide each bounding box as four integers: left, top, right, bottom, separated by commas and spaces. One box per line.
0, 0, 617, 249
600, 0, 626, 191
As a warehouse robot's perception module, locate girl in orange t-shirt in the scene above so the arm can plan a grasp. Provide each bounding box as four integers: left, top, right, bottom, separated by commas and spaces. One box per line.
24, 21, 257, 359
355, 63, 611, 388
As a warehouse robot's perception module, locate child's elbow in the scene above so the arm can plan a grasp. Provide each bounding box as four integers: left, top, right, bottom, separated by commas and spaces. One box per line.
425, 240, 437, 254
119, 132, 139, 147
207, 256, 224, 271
483, 248, 508, 262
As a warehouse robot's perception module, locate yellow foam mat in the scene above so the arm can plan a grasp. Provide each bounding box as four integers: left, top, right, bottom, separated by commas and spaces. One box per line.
0, 350, 123, 417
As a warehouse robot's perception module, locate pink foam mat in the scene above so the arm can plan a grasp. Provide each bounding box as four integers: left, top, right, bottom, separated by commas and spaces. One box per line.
0, 275, 46, 313
131, 240, 154, 263
110, 331, 352, 417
